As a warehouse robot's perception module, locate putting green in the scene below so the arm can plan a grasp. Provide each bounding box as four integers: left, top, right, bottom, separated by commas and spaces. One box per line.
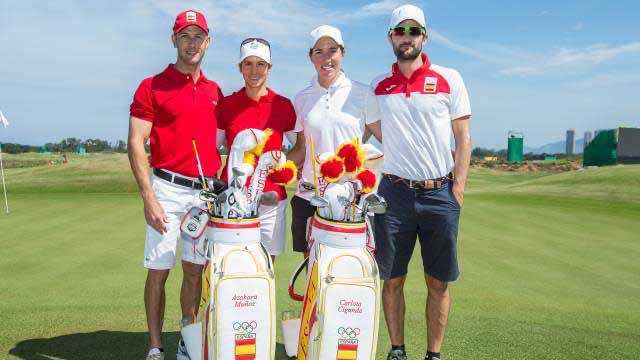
1, 154, 639, 359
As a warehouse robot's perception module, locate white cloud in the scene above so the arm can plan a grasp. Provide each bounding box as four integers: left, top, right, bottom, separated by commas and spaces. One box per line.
500, 42, 640, 76
424, 26, 640, 78
145, 0, 404, 49
340, 0, 405, 20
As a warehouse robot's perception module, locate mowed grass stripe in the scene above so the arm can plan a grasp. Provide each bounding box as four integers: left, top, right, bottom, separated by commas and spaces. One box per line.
1, 154, 639, 359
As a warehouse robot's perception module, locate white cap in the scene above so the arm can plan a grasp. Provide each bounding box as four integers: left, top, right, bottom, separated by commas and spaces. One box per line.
309, 25, 344, 50
389, 4, 426, 29
239, 39, 271, 64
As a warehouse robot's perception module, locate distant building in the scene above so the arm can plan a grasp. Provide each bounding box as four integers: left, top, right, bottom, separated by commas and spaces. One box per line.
584, 127, 640, 166
566, 129, 575, 155
583, 131, 593, 150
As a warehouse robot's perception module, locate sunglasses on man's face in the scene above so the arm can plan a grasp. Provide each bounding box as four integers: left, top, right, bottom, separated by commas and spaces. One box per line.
389, 26, 426, 37
241, 37, 271, 48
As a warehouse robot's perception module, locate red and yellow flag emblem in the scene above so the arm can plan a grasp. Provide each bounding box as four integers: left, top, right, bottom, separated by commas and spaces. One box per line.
235, 335, 257, 360
336, 340, 358, 360
423, 76, 438, 93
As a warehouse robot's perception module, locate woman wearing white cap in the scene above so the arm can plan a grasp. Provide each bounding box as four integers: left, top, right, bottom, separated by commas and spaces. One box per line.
287, 25, 382, 255
217, 38, 296, 260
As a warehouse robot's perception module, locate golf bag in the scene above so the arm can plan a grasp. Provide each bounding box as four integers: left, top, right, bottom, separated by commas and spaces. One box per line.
181, 215, 276, 360
180, 128, 296, 360
289, 213, 380, 360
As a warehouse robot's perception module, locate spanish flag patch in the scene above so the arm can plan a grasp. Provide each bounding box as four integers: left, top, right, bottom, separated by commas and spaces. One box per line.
235, 336, 256, 360
336, 340, 358, 360
423, 76, 438, 93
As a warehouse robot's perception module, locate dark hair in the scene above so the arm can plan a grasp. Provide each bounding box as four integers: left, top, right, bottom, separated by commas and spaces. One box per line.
308, 45, 345, 57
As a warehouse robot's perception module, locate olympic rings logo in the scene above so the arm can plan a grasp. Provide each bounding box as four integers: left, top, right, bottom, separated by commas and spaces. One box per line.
338, 327, 360, 339
233, 321, 257, 333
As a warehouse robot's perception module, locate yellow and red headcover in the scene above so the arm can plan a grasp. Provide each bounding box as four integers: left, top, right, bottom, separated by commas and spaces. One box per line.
267, 160, 298, 185
336, 138, 365, 173
319, 155, 346, 183
356, 169, 376, 193
242, 128, 274, 168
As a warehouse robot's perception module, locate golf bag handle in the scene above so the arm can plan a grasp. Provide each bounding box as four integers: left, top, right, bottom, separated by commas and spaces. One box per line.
288, 257, 309, 301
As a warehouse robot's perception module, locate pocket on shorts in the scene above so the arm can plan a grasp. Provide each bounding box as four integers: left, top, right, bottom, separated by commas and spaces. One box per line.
447, 183, 462, 209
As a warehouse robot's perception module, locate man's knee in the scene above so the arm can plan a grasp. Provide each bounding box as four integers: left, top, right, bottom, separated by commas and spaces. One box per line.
425, 275, 449, 297
383, 276, 407, 296
181, 261, 204, 281
146, 269, 170, 286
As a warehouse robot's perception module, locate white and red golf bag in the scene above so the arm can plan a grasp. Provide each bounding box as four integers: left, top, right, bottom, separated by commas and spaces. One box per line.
181, 216, 276, 360
289, 213, 380, 360
180, 128, 296, 360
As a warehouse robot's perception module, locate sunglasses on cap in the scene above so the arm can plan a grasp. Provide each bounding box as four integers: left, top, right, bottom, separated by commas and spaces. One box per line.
241, 37, 271, 48
389, 26, 426, 37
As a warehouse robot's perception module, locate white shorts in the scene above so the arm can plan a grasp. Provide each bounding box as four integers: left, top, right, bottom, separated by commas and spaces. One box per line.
258, 200, 288, 256
143, 174, 208, 270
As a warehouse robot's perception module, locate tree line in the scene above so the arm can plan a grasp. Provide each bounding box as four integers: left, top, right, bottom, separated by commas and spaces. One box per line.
1, 138, 128, 154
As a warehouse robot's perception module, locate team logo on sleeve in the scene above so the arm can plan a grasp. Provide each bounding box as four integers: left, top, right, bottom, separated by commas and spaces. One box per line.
186, 11, 197, 22
423, 76, 438, 93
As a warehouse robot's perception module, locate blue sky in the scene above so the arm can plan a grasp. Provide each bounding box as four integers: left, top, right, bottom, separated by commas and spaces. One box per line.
1, 0, 639, 149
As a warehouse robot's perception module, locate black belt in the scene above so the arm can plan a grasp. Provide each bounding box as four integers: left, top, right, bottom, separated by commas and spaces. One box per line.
153, 168, 204, 189
385, 173, 453, 190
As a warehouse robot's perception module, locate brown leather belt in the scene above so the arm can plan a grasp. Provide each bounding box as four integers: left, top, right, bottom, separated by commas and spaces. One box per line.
384, 173, 453, 190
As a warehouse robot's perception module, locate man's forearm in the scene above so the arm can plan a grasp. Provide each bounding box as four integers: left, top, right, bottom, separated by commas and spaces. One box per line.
128, 141, 154, 201
453, 135, 471, 188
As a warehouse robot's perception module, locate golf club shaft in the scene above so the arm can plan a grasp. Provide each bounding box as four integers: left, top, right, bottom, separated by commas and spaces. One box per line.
191, 138, 214, 214
308, 134, 320, 197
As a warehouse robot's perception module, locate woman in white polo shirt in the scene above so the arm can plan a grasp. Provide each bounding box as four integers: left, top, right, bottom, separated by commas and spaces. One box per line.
287, 25, 382, 254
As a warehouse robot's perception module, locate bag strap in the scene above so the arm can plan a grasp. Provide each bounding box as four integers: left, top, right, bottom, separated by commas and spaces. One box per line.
288, 257, 309, 301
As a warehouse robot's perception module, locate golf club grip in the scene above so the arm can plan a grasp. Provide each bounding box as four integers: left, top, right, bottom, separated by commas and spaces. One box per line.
288, 257, 309, 301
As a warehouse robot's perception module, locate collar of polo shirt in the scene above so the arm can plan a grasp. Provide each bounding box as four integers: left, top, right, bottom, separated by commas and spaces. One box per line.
311, 71, 348, 90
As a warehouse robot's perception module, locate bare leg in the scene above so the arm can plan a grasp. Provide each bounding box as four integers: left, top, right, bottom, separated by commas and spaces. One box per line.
145, 269, 170, 349
181, 261, 204, 323
382, 276, 407, 346
425, 275, 451, 353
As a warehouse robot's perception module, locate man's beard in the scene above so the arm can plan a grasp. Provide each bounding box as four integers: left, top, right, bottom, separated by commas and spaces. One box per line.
393, 43, 422, 61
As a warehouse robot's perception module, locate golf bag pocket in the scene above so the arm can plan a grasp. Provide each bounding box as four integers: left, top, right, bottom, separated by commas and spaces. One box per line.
214, 272, 274, 360
180, 207, 210, 239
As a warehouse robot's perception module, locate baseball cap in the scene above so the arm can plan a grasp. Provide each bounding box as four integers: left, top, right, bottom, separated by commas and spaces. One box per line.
239, 38, 272, 64
173, 10, 209, 34
309, 25, 345, 50
389, 4, 426, 29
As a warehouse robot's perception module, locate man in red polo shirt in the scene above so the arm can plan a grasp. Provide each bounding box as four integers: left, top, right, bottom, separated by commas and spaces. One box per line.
128, 10, 222, 360
217, 38, 296, 259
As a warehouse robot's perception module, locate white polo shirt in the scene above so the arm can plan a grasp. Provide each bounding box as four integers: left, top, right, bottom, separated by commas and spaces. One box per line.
372, 54, 471, 180
293, 72, 380, 199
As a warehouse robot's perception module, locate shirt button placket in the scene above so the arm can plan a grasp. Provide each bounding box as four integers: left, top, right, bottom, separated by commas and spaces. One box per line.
325, 90, 330, 110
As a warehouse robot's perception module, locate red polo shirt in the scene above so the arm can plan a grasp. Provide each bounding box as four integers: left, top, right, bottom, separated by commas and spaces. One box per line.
130, 64, 223, 177
218, 88, 296, 200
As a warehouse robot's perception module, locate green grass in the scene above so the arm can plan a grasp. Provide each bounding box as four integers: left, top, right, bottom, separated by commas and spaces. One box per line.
1, 154, 639, 359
